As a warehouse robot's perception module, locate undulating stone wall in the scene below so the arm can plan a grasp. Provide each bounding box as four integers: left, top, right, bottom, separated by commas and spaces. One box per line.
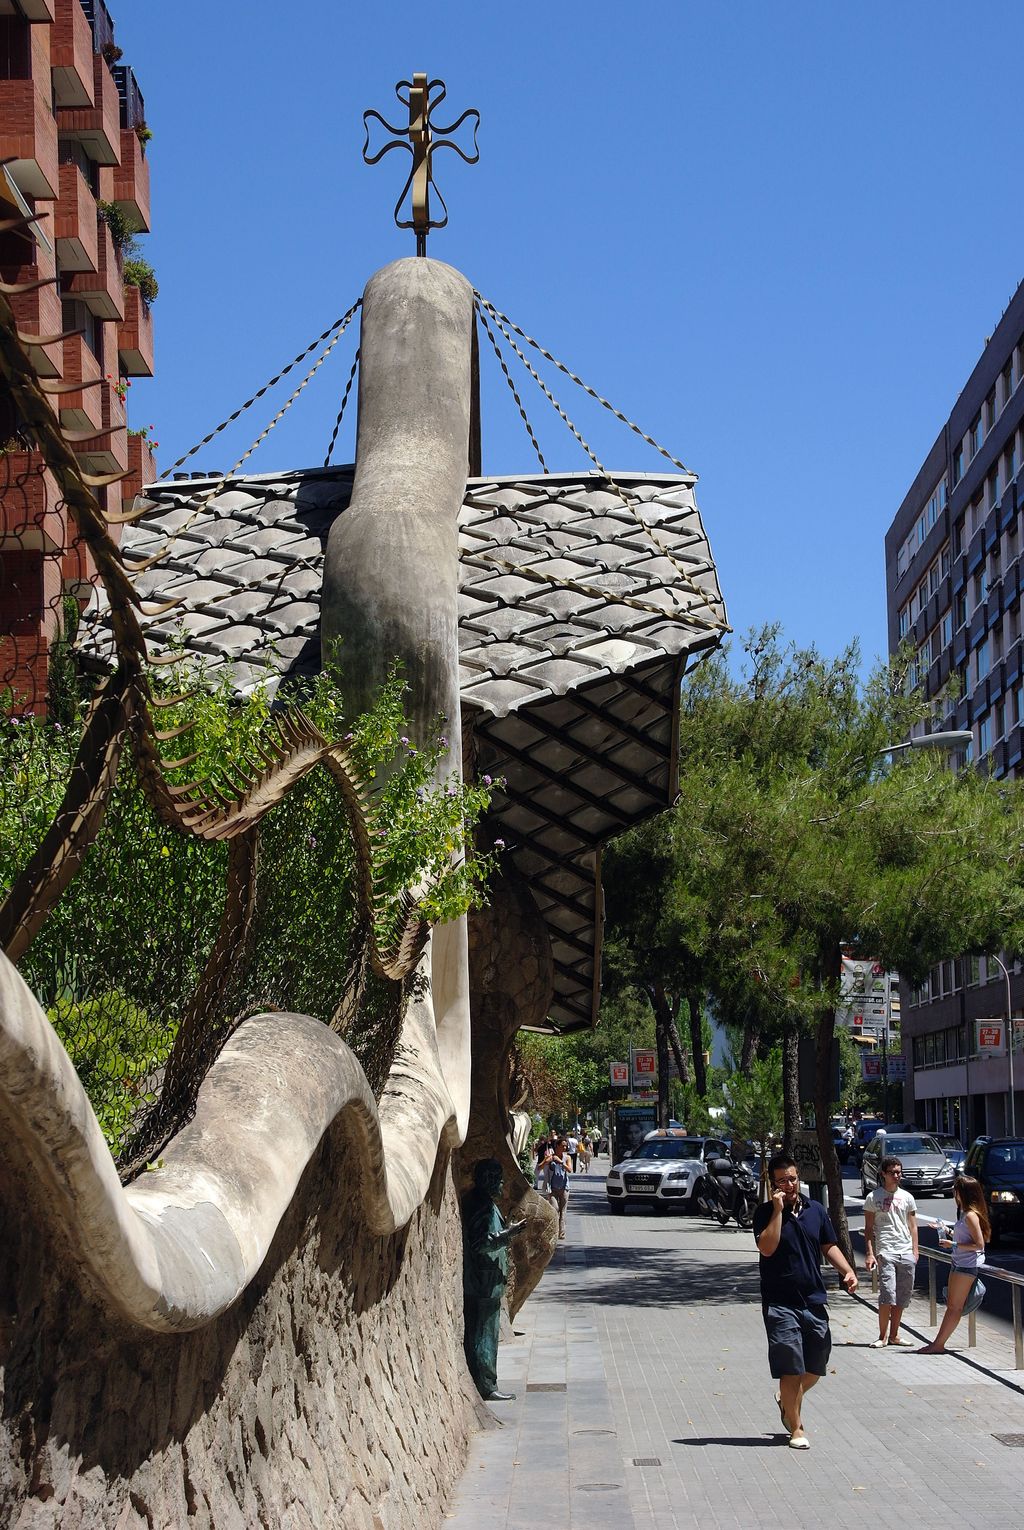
0, 1127, 486, 1529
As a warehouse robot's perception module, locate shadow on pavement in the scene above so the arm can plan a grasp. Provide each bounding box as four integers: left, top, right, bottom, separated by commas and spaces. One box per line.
559, 1241, 762, 1307
672, 1435, 787, 1448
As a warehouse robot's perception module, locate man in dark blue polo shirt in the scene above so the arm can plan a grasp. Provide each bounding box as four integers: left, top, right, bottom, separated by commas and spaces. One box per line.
752, 1152, 858, 1450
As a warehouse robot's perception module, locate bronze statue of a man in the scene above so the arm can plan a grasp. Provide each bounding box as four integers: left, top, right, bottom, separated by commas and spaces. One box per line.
461, 1158, 525, 1402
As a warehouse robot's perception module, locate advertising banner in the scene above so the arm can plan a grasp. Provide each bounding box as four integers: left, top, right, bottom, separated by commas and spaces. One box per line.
609, 1062, 629, 1087
861, 1052, 882, 1081
613, 1104, 657, 1162
886, 1053, 908, 1082
976, 1020, 1007, 1057
630, 1048, 658, 1091
837, 957, 891, 1038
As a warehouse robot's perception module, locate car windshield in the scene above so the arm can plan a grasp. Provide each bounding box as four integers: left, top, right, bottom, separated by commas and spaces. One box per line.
987, 1144, 1024, 1173
882, 1136, 940, 1155
934, 1136, 964, 1151
631, 1140, 702, 1161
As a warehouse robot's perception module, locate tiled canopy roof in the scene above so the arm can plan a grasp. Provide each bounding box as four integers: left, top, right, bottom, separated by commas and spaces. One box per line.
89, 468, 726, 1031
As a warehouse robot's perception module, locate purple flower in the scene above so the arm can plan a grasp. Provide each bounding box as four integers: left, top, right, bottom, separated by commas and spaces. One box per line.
415, 786, 427, 802
344, 731, 354, 742
10, 716, 20, 726
446, 783, 458, 797
438, 735, 449, 749
307, 835, 317, 849
400, 735, 409, 746
494, 838, 506, 849
482, 774, 492, 786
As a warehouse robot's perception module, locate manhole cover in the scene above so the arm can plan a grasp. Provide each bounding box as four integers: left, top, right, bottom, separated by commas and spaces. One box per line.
576, 1483, 623, 1492
572, 1428, 616, 1436
525, 1382, 567, 1392
993, 1433, 1024, 1447
632, 1457, 662, 1466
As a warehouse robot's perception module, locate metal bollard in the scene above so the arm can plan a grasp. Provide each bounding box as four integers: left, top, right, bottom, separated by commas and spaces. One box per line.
928, 1259, 937, 1327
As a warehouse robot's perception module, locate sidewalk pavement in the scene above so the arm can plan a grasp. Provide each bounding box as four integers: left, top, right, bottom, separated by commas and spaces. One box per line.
445, 1165, 1024, 1530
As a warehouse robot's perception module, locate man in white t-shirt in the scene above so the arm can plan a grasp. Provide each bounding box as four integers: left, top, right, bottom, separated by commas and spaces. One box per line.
863, 1157, 919, 1347
567, 1133, 579, 1171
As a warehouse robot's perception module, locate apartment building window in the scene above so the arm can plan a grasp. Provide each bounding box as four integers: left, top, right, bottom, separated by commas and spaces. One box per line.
996, 701, 1005, 739
941, 546, 951, 579
967, 954, 981, 985
898, 604, 910, 639
1007, 438, 1018, 485
929, 558, 941, 596
918, 513, 927, 547
970, 495, 985, 536
970, 415, 983, 457
976, 637, 990, 680
974, 568, 988, 607
940, 610, 953, 647
939, 480, 948, 511
979, 714, 992, 754
985, 389, 997, 432
956, 591, 968, 628
989, 468, 1001, 508
954, 446, 964, 485
918, 578, 928, 611
1010, 603, 1021, 646
990, 542, 1001, 582
1005, 361, 1015, 407
953, 515, 965, 556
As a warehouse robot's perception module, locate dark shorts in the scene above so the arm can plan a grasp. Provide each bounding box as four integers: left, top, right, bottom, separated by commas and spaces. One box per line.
762, 1302, 831, 1378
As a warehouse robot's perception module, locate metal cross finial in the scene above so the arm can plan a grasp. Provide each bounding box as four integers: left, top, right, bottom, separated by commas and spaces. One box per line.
363, 74, 480, 256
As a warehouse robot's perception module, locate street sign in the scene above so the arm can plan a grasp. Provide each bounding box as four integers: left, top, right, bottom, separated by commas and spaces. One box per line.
976, 1020, 1007, 1057
630, 1048, 658, 1091
886, 1053, 908, 1082
792, 1130, 824, 1182
861, 1053, 882, 1081
609, 1061, 629, 1087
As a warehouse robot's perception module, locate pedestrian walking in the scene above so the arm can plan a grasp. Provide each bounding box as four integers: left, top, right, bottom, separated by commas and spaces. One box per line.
752, 1152, 858, 1450
544, 1138, 573, 1238
917, 1175, 990, 1355
863, 1156, 919, 1347
533, 1135, 551, 1192
578, 1134, 592, 1172
567, 1131, 579, 1172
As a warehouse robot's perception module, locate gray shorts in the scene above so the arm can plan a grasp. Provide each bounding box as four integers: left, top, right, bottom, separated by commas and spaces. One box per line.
878, 1258, 914, 1308
762, 1302, 831, 1378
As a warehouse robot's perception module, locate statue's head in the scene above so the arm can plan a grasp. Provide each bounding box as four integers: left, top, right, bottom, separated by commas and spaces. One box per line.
473, 1158, 503, 1196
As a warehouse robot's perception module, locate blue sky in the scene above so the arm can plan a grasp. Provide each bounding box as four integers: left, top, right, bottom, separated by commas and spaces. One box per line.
111, 1, 1024, 669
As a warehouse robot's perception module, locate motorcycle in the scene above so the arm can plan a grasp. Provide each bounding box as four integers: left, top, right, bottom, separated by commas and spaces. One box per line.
698, 1155, 759, 1229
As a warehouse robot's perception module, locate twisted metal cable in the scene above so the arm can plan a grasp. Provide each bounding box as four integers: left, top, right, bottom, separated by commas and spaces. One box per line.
474, 291, 693, 477
158, 301, 362, 479
324, 347, 361, 468
472, 313, 725, 624
129, 307, 361, 583
474, 302, 547, 472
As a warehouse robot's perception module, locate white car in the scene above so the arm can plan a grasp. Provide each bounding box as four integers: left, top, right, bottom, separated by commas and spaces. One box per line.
605, 1134, 730, 1214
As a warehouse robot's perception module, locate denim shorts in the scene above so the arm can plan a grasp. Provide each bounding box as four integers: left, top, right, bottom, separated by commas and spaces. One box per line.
762, 1302, 831, 1378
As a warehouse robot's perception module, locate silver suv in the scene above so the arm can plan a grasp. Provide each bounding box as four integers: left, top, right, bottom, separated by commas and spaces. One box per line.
605, 1135, 729, 1214
860, 1132, 955, 1198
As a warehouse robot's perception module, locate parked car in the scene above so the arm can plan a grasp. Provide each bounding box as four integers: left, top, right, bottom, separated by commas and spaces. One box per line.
860, 1132, 956, 1198
963, 1137, 1024, 1246
605, 1134, 730, 1214
932, 1133, 967, 1174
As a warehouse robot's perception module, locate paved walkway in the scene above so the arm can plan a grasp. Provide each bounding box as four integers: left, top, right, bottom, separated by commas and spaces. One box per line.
445, 1165, 1024, 1530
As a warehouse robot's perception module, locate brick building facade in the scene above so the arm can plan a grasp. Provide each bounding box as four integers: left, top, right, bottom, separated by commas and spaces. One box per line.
1, 0, 154, 713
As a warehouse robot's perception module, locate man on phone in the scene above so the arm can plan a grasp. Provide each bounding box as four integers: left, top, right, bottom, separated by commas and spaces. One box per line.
752, 1152, 858, 1450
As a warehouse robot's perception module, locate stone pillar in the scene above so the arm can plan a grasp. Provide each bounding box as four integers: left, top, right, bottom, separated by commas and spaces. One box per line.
464, 869, 558, 1316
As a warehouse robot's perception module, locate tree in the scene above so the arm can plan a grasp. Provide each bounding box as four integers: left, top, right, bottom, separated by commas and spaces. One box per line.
603, 628, 1024, 1259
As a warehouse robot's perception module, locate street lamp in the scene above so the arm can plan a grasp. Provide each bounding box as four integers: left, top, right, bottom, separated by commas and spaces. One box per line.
988, 952, 1016, 1136
881, 730, 974, 758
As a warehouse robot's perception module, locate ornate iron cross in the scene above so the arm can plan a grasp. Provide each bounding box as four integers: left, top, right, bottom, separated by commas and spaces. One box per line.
363, 74, 480, 256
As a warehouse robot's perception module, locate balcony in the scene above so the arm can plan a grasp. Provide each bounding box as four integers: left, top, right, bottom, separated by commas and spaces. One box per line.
111, 63, 145, 131
0, 451, 66, 553
58, 329, 103, 433
62, 212, 122, 319
50, 0, 94, 108
13, 0, 56, 19
79, 0, 113, 55
111, 124, 150, 230
3, 239, 62, 378
118, 282, 153, 376
0, 77, 59, 199
56, 52, 121, 167
54, 158, 98, 271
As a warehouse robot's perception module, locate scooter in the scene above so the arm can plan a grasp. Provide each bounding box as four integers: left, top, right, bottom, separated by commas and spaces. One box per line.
699, 1155, 758, 1229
